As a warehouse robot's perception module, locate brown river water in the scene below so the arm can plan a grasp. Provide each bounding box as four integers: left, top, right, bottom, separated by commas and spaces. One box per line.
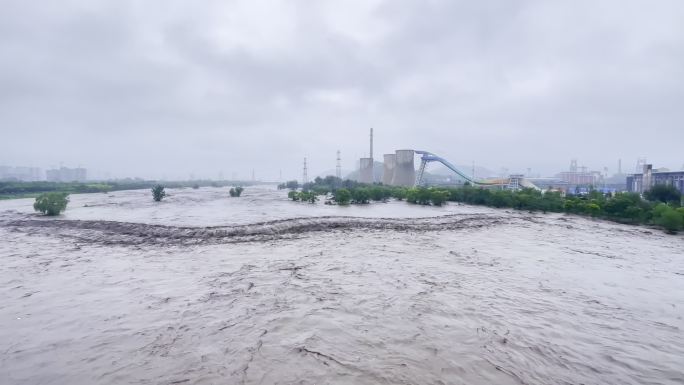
1, 186, 683, 385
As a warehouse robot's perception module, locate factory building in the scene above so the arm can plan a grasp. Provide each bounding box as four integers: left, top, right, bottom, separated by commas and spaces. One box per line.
358, 158, 374, 184
626, 164, 684, 194
391, 149, 416, 186
382, 154, 396, 185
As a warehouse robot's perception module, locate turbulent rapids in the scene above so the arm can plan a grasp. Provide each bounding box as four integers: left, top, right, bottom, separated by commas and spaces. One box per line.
1, 213, 512, 246
1, 186, 683, 385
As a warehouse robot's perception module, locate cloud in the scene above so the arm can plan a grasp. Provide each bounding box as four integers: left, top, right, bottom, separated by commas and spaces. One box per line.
1, 0, 683, 179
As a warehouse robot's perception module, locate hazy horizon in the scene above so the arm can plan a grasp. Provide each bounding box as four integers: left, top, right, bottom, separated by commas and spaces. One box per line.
2, 1, 683, 180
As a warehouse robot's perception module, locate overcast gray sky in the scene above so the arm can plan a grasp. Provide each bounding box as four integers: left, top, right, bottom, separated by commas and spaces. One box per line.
1, 0, 683, 180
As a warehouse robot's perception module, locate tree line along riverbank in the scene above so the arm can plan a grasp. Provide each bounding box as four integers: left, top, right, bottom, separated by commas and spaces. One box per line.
280, 176, 684, 234
0, 180, 256, 200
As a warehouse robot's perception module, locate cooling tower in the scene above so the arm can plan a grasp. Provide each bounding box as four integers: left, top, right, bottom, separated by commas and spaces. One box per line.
391, 149, 415, 186
359, 157, 374, 184
382, 154, 396, 185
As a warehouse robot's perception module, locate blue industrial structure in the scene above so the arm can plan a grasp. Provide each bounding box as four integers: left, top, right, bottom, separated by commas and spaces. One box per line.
413, 150, 539, 190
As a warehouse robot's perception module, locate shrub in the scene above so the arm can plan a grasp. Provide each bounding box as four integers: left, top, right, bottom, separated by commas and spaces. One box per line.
391, 188, 407, 201
334, 188, 351, 205
644, 184, 681, 204
305, 192, 319, 204
351, 188, 370, 204
33, 192, 69, 216
229, 186, 244, 197
656, 207, 683, 234
152, 185, 166, 202
288, 190, 300, 201
585, 203, 601, 217
430, 190, 450, 206
406, 187, 430, 204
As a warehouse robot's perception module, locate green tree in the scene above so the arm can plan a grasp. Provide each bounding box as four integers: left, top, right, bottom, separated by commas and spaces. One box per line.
287, 190, 300, 201
352, 188, 370, 204
652, 203, 670, 219
644, 184, 681, 204
334, 188, 351, 205
585, 203, 601, 217
152, 185, 166, 202
306, 192, 319, 204
656, 207, 683, 234
430, 190, 450, 206
391, 187, 407, 201
33, 192, 69, 216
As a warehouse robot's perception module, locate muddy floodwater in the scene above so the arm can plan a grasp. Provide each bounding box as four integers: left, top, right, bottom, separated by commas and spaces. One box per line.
1, 186, 683, 385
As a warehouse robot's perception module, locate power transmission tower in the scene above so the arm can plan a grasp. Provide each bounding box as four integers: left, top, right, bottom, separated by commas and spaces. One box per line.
472, 161, 475, 180
302, 157, 308, 184
336, 150, 342, 178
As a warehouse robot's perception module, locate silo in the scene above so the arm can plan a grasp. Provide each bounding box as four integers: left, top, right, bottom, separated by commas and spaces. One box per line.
391, 150, 415, 186
359, 157, 374, 184
383, 154, 396, 185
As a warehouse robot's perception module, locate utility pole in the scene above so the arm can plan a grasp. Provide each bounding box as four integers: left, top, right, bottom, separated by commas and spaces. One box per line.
302, 157, 308, 185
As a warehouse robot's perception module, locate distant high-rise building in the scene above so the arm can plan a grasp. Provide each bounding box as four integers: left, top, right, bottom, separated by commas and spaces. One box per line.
0, 166, 42, 181
46, 167, 87, 182
557, 159, 600, 186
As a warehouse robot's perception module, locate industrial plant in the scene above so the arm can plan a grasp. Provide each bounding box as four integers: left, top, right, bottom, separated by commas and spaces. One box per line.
337, 128, 684, 195
352, 128, 538, 190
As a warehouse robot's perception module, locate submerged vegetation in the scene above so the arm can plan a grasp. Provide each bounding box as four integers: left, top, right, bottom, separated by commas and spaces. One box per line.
229, 186, 244, 197
33, 192, 69, 216
151, 185, 166, 202
287, 176, 684, 234
9, 176, 682, 234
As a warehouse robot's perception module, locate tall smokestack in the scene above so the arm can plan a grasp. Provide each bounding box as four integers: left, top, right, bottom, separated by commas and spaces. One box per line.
370, 127, 373, 160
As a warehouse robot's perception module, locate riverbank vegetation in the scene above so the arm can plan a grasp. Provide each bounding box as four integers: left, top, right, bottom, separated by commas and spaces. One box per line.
229, 186, 244, 197
0, 180, 256, 199
151, 185, 166, 202
33, 192, 69, 216
289, 177, 684, 234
